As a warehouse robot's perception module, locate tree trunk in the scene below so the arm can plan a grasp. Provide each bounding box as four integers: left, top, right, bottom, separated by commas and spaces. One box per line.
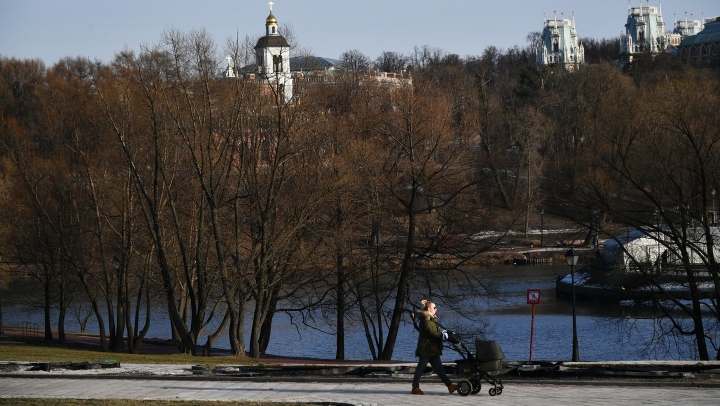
129, 276, 151, 354
43, 267, 52, 342
686, 270, 709, 360
259, 287, 280, 354
112, 264, 126, 353
249, 293, 265, 358
229, 298, 246, 356
57, 286, 66, 345
380, 191, 417, 360
335, 249, 346, 360
77, 274, 108, 352
202, 308, 231, 357
104, 294, 116, 350
0, 292, 4, 336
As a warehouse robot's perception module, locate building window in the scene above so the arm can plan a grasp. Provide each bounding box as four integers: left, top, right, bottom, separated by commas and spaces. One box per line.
273, 55, 282, 73
691, 47, 699, 66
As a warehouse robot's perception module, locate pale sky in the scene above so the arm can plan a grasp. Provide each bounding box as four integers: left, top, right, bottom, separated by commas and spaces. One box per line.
0, 0, 717, 66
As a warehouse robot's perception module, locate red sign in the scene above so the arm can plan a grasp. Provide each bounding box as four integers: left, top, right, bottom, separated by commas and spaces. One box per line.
527, 289, 541, 361
527, 289, 541, 304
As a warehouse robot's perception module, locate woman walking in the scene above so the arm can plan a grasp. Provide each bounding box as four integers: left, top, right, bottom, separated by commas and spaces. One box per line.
411, 299, 457, 395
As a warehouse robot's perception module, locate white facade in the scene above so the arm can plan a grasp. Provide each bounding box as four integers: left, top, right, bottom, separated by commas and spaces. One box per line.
674, 14, 704, 36
621, 1, 668, 55
604, 228, 663, 270
605, 227, 720, 271
535, 12, 585, 70
254, 3, 293, 103
224, 55, 236, 79
669, 14, 705, 47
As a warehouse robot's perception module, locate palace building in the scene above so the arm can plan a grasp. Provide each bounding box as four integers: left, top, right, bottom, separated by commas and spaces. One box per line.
226, 1, 716, 83
620, 1, 668, 56
619, 1, 713, 64
676, 15, 720, 67
668, 12, 705, 46
535, 12, 585, 70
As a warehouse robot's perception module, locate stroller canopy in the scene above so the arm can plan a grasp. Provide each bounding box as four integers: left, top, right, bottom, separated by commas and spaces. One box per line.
474, 339, 505, 361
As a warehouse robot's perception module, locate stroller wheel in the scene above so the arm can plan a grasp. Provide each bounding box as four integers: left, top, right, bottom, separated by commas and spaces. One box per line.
470, 378, 481, 394
456, 380, 473, 396
497, 387, 503, 395
489, 387, 497, 396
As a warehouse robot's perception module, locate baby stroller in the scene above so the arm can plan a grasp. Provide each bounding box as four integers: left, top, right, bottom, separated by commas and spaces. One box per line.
447, 333, 506, 397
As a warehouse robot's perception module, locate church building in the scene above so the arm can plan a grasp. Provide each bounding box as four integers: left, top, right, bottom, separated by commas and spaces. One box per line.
254, 2, 293, 103
224, 2, 410, 97
224, 2, 294, 103
535, 12, 585, 70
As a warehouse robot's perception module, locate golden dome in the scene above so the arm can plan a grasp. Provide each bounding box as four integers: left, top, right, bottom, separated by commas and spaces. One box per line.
266, 12, 277, 25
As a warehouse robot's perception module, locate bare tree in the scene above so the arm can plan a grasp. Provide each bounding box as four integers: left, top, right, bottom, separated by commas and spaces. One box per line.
374, 51, 408, 73
573, 67, 720, 360
340, 49, 371, 72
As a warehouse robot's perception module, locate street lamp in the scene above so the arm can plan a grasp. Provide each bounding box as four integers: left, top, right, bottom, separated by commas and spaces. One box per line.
565, 248, 580, 362
712, 189, 716, 224
654, 209, 661, 274
593, 209, 601, 258
540, 209, 545, 247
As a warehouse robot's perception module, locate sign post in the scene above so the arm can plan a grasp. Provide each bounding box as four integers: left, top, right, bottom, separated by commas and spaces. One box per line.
526, 289, 541, 362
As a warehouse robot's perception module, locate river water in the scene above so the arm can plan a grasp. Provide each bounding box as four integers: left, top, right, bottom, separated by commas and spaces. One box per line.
1, 264, 710, 361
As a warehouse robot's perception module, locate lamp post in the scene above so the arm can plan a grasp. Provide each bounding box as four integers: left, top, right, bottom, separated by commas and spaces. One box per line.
654, 209, 661, 274
565, 248, 580, 362
593, 209, 600, 258
540, 209, 544, 247
712, 188, 716, 224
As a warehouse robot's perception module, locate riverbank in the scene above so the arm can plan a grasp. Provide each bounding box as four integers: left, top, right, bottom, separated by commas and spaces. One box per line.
0, 326, 399, 365
3, 326, 720, 385
555, 265, 718, 302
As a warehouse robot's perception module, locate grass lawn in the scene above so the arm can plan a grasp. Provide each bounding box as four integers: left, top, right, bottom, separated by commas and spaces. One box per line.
0, 341, 258, 368
0, 342, 312, 405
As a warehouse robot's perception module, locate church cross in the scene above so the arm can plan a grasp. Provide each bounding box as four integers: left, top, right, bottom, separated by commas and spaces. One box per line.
269, 2, 273, 12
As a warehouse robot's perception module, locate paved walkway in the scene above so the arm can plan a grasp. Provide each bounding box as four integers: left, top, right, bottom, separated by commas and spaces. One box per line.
1, 377, 718, 405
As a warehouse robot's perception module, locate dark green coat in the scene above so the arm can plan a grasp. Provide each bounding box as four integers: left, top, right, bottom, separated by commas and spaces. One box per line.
415, 314, 443, 358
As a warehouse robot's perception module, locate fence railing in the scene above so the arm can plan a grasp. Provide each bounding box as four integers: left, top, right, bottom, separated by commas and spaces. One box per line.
21, 321, 40, 342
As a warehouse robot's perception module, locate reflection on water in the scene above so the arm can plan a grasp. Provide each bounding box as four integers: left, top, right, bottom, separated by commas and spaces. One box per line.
1, 265, 710, 361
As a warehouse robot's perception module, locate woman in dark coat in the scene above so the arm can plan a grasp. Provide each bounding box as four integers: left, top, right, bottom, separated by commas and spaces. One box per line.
411, 299, 457, 395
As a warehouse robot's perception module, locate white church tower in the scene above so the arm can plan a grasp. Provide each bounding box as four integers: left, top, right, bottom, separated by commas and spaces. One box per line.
535, 12, 585, 71
620, 0, 668, 56
254, 2, 293, 103
224, 55, 236, 79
